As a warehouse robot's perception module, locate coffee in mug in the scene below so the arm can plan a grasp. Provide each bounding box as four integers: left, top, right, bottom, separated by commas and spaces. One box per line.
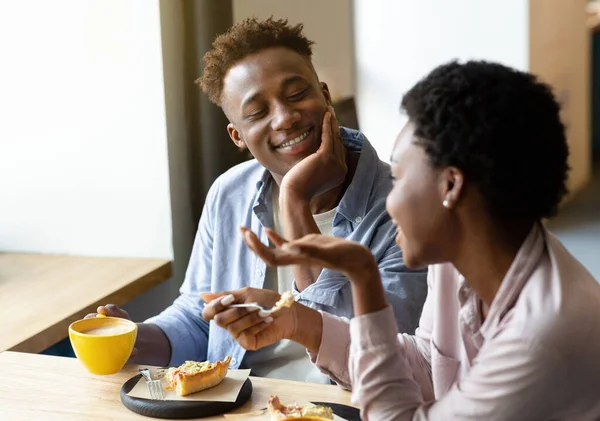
69, 316, 137, 375
83, 325, 130, 336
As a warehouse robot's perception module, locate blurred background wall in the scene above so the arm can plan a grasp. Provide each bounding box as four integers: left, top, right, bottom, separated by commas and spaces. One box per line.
1, 0, 597, 328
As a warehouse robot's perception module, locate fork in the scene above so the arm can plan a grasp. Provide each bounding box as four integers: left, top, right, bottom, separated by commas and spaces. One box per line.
139, 368, 166, 400
229, 302, 276, 316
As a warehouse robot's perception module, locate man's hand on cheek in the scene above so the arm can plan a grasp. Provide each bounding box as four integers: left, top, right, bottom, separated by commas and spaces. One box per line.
279, 106, 347, 202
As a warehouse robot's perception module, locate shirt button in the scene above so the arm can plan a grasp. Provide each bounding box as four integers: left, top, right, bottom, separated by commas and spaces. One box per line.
255, 269, 263, 277
230, 357, 237, 365
354, 216, 362, 223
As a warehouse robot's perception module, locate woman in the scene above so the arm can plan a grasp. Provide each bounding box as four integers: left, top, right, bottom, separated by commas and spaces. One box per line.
203, 60, 600, 420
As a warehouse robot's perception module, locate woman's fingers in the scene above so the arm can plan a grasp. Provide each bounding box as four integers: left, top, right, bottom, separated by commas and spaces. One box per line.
222, 311, 273, 339
240, 226, 367, 273
199, 291, 230, 303
240, 227, 301, 266
264, 227, 287, 247
202, 294, 255, 321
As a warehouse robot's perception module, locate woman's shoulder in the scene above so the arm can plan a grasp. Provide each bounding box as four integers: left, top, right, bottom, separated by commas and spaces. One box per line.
508, 232, 600, 362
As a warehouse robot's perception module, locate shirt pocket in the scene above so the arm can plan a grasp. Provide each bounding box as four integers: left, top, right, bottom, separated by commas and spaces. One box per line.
431, 341, 461, 399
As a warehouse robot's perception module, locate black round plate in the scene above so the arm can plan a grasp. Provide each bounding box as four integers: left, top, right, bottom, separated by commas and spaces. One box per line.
120, 374, 252, 419
312, 401, 361, 421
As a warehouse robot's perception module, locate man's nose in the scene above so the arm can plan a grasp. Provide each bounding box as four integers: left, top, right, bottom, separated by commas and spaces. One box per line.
271, 103, 301, 130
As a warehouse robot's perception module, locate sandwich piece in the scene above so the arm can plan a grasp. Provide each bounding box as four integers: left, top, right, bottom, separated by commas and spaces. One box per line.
165, 356, 231, 396
267, 395, 334, 420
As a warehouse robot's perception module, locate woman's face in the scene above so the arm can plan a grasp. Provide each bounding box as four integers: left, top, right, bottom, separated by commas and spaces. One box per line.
386, 122, 458, 269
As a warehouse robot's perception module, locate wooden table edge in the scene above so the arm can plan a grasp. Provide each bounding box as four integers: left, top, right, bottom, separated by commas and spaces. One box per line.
6, 260, 172, 353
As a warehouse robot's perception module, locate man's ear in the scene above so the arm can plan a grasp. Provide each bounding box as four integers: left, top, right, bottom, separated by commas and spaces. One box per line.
438, 167, 464, 209
320, 82, 332, 105
227, 123, 246, 149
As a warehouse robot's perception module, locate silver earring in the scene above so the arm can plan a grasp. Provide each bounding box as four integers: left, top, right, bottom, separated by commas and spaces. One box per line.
443, 199, 450, 208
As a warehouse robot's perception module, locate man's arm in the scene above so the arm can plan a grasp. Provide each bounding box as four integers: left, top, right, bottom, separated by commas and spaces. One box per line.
278, 108, 349, 291
97, 241, 213, 367
278, 188, 323, 290
130, 324, 171, 366
144, 293, 211, 366
93, 304, 172, 367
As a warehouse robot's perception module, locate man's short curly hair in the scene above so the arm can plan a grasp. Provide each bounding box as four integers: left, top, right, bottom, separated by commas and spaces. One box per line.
401, 60, 569, 222
197, 17, 314, 106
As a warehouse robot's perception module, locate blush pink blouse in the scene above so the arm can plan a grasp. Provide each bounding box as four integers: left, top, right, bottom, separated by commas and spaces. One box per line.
311, 224, 600, 420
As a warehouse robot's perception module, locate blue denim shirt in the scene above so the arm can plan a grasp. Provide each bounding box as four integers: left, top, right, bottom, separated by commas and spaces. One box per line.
147, 128, 427, 368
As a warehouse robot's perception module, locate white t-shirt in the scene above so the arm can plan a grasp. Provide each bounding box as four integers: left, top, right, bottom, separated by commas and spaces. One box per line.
243, 184, 336, 384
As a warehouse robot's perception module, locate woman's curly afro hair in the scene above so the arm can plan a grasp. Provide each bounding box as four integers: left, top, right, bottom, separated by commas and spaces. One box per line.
401, 60, 570, 222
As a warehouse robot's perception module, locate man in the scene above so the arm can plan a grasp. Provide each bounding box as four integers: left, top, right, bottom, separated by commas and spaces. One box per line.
94, 17, 427, 383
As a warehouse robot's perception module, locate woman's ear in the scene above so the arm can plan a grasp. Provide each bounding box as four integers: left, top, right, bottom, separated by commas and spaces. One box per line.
440, 167, 464, 209
320, 82, 332, 105
227, 124, 246, 149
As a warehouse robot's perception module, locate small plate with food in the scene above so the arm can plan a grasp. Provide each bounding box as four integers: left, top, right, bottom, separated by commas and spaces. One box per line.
264, 395, 361, 421
120, 356, 252, 419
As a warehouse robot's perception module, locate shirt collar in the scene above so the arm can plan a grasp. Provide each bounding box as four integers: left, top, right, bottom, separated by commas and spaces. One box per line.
335, 127, 379, 224
254, 168, 273, 195
479, 222, 546, 338
253, 171, 274, 228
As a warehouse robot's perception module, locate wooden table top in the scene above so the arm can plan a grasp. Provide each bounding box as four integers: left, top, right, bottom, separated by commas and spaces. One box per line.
0, 351, 355, 420
0, 252, 171, 353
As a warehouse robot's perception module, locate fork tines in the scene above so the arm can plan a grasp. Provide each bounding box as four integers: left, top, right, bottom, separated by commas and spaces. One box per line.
147, 379, 165, 400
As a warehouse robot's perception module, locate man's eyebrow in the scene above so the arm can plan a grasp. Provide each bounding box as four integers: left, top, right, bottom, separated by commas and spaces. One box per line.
241, 92, 260, 109
281, 75, 307, 88
240, 76, 307, 109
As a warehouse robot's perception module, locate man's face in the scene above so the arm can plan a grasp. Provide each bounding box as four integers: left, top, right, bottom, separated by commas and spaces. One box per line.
222, 47, 331, 182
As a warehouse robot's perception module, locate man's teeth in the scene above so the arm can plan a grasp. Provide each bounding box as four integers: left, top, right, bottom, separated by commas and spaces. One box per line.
278, 131, 309, 148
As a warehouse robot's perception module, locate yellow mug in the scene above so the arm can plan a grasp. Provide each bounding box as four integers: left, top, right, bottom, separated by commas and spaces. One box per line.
68, 315, 137, 375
